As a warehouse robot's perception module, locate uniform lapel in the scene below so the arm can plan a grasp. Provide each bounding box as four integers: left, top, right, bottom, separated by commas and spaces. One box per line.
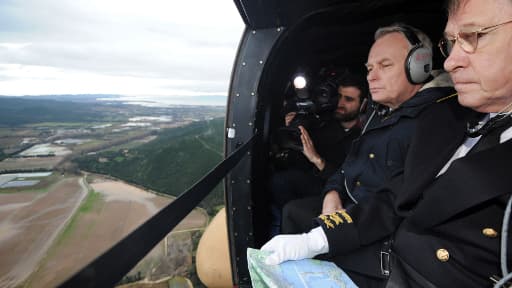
395, 99, 467, 210
410, 139, 512, 228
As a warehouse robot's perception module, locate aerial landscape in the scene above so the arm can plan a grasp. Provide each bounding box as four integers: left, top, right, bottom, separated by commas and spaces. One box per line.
0, 95, 226, 287
0, 0, 243, 286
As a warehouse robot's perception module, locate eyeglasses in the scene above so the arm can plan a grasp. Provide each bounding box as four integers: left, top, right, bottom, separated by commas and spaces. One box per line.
438, 19, 512, 57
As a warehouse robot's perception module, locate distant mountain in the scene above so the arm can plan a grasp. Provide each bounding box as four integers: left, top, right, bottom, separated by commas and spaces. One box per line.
0, 94, 121, 103
95, 94, 228, 107
0, 96, 225, 127
0, 96, 125, 126
0, 94, 228, 107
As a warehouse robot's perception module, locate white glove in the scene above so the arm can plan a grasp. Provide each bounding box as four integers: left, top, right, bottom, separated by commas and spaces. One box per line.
261, 227, 329, 265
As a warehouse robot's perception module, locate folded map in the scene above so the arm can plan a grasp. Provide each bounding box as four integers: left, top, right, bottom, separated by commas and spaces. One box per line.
247, 248, 358, 288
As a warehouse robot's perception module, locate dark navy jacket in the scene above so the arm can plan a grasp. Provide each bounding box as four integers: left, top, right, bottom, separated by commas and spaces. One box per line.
314, 77, 456, 282
322, 85, 455, 206
315, 95, 512, 287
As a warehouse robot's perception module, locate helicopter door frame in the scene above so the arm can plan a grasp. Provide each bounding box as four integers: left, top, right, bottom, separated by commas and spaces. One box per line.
225, 26, 284, 287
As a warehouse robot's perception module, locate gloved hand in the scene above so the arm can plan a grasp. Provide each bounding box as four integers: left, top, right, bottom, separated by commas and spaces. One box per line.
261, 227, 329, 265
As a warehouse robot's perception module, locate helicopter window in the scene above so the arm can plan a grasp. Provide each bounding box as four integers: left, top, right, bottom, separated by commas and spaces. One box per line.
0, 1, 243, 287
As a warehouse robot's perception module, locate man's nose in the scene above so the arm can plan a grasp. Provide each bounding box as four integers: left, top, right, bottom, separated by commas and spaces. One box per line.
367, 69, 377, 82
443, 42, 468, 72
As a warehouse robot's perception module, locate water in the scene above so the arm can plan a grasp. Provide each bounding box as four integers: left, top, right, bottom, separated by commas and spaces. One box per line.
1, 180, 40, 188
97, 95, 227, 107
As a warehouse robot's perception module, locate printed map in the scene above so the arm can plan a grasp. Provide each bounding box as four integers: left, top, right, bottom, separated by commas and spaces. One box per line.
247, 248, 358, 288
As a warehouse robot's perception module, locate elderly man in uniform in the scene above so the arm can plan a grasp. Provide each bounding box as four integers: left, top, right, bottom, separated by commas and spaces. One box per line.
385, 0, 512, 286
261, 0, 512, 287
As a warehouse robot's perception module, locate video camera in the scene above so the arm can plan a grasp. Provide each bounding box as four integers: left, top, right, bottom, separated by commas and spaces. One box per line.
278, 74, 339, 152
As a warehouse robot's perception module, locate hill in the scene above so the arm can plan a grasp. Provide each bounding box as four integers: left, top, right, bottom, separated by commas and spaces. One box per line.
74, 118, 225, 214
0, 96, 126, 126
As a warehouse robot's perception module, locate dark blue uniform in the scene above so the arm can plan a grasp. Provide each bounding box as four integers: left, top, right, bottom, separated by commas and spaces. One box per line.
389, 98, 512, 287
316, 95, 512, 287
323, 86, 454, 206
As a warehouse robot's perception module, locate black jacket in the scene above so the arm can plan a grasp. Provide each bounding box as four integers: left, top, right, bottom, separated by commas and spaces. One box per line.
316, 95, 512, 287
273, 117, 361, 181
392, 99, 512, 287
314, 119, 361, 179
322, 85, 455, 205
314, 83, 457, 280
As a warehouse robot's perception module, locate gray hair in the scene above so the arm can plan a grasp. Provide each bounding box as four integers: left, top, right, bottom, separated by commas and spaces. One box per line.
374, 24, 433, 55
446, 0, 465, 16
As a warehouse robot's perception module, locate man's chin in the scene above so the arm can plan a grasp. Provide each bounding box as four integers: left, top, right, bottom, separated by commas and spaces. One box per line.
457, 92, 483, 110
335, 113, 358, 122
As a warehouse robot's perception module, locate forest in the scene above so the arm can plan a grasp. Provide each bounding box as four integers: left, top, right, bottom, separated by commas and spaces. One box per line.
74, 117, 225, 215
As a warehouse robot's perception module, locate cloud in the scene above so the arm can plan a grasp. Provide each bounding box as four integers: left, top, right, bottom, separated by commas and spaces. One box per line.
0, 0, 244, 97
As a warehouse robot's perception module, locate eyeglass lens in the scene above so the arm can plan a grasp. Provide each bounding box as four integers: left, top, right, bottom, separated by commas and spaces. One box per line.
439, 32, 476, 57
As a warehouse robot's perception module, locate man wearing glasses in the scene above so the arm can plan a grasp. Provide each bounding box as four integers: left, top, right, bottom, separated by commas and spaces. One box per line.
259, 0, 512, 287
385, 0, 512, 286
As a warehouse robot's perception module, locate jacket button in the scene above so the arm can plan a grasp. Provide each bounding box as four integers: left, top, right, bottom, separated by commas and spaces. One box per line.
356, 181, 361, 186
436, 249, 449, 262
482, 228, 498, 238
369, 153, 375, 159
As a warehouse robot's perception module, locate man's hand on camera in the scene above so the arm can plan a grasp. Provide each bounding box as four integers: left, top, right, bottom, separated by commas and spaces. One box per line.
322, 190, 344, 215
298, 126, 325, 171
285, 112, 296, 127
261, 227, 329, 265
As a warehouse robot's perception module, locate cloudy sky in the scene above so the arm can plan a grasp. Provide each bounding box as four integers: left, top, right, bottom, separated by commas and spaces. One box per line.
0, 0, 245, 98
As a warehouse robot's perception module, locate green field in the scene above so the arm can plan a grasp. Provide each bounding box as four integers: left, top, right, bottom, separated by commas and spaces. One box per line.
58, 189, 103, 243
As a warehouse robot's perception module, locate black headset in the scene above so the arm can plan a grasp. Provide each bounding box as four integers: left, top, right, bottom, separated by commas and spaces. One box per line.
399, 25, 433, 84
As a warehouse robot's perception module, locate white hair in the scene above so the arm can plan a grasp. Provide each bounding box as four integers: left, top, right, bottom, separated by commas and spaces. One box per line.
374, 24, 433, 55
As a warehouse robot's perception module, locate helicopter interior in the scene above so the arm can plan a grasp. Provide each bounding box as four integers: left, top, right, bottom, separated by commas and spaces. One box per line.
252, 0, 448, 247
226, 0, 448, 286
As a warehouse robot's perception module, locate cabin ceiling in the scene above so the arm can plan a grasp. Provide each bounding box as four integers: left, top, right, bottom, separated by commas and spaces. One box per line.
236, 0, 448, 78
235, 0, 450, 121
234, 0, 446, 31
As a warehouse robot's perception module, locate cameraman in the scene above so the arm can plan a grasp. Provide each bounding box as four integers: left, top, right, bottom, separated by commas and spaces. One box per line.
269, 73, 366, 235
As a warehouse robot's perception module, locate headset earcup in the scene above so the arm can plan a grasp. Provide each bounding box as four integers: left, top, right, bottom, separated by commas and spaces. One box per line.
405, 46, 433, 84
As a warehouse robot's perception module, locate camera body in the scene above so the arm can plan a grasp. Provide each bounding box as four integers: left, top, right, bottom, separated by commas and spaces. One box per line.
278, 78, 339, 152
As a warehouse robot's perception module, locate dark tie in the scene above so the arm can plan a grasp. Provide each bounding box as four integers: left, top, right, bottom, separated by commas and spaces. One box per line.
468, 114, 512, 154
